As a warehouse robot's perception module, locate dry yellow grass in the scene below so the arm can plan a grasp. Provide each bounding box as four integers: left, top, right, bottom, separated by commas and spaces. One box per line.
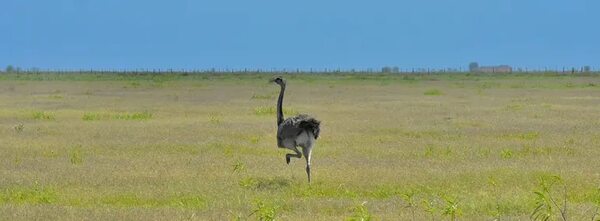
1, 73, 600, 220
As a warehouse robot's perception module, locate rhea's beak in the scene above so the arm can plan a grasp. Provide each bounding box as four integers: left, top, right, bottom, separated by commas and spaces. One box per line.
268, 78, 276, 83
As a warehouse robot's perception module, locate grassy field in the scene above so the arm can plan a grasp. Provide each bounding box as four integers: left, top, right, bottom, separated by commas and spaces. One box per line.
1, 73, 600, 220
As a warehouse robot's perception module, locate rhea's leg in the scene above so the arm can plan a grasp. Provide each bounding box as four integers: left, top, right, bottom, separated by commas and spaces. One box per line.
285, 146, 302, 164
302, 145, 313, 183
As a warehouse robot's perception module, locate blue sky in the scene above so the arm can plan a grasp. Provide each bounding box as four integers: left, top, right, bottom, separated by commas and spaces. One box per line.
1, 0, 598, 70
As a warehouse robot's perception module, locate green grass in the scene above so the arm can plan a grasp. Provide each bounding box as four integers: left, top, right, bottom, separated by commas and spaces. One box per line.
0, 185, 58, 205
253, 106, 298, 116
348, 201, 373, 221
424, 89, 443, 96
1, 73, 600, 220
249, 199, 279, 221
82, 111, 153, 121
112, 111, 153, 120
31, 111, 55, 120
100, 194, 206, 209
251, 93, 275, 100
82, 112, 103, 121
69, 145, 84, 165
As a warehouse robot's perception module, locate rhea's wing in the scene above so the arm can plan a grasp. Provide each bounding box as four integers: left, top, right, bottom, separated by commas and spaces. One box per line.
277, 118, 304, 139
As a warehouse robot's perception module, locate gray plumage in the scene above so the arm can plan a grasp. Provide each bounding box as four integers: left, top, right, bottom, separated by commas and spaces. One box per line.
278, 114, 320, 140
270, 77, 321, 183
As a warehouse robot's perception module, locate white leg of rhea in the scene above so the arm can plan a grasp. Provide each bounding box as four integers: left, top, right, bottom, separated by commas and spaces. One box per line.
302, 145, 313, 183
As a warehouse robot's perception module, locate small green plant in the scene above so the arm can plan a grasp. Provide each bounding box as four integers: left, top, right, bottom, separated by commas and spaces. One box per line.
82, 112, 103, 121
239, 177, 258, 189
347, 201, 372, 221
14, 123, 24, 133
423, 145, 435, 157
401, 190, 418, 221
487, 176, 503, 219
69, 145, 84, 165
229, 211, 244, 221
248, 135, 260, 144
221, 143, 234, 157
208, 114, 221, 124
424, 89, 443, 96
32, 111, 55, 120
249, 199, 278, 221
501, 149, 514, 159
232, 160, 245, 173
531, 175, 568, 221
441, 195, 461, 221
422, 197, 439, 221
112, 111, 153, 120
517, 132, 539, 140
168, 195, 206, 209
589, 188, 600, 221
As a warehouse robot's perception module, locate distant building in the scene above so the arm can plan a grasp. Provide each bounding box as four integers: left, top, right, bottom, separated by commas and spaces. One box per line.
469, 62, 512, 73
583, 66, 591, 72
381, 66, 400, 73
469, 62, 479, 72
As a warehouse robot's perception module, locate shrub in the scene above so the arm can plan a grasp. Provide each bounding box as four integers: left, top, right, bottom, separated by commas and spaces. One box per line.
347, 201, 372, 221
32, 111, 55, 120
14, 123, 24, 133
424, 89, 443, 96
69, 145, 84, 165
250, 199, 278, 221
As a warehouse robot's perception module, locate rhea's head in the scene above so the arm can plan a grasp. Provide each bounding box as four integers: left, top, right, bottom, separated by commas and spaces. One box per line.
269, 76, 286, 86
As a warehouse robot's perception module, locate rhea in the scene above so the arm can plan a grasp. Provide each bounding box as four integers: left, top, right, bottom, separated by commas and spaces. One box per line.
270, 77, 321, 183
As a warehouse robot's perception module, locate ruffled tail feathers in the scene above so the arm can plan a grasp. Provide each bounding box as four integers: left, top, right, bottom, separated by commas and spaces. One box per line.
298, 118, 321, 139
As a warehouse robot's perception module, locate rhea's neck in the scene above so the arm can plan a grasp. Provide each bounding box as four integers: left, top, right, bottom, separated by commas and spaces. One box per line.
276, 84, 285, 125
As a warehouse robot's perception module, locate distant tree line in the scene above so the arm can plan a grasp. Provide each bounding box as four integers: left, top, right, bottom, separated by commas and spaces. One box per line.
4, 65, 18, 73
1, 64, 598, 74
